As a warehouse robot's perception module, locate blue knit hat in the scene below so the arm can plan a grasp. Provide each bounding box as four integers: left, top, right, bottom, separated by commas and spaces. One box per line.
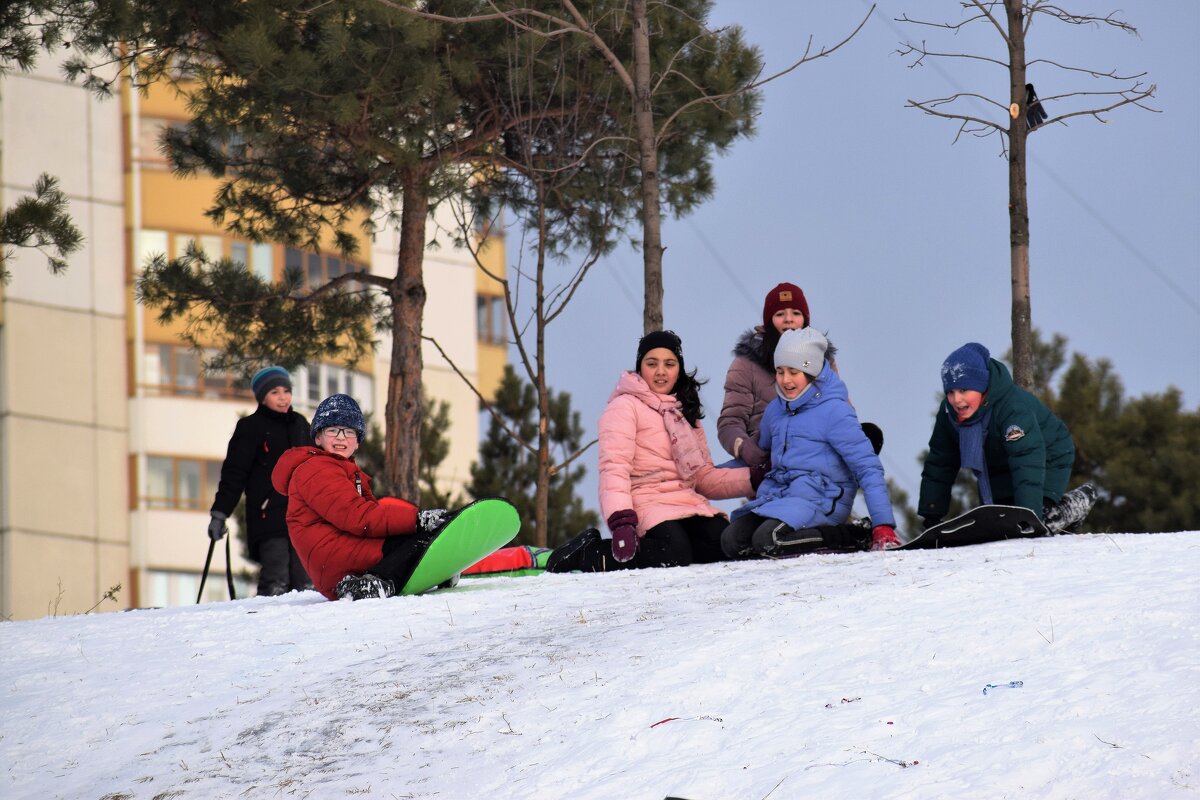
310, 393, 366, 442
251, 366, 292, 404
941, 343, 991, 393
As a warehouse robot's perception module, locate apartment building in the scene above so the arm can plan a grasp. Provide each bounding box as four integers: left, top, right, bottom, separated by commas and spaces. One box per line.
0, 55, 507, 620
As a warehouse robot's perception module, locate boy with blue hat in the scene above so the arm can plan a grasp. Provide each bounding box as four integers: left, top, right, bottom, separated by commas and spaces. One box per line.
919, 342, 1095, 531
208, 366, 313, 596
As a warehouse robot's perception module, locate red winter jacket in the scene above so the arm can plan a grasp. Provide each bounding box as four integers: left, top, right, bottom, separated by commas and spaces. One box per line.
271, 446, 418, 599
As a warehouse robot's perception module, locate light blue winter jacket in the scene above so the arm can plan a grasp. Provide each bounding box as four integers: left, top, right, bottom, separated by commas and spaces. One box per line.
733, 363, 895, 529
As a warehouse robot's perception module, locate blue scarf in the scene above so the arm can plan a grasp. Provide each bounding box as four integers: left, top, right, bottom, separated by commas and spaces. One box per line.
952, 405, 993, 505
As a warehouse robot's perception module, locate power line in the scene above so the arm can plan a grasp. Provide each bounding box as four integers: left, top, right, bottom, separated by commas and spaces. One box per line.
868, 0, 1199, 317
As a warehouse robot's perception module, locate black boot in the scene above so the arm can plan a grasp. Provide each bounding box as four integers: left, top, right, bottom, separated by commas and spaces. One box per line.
335, 573, 396, 600
546, 528, 602, 573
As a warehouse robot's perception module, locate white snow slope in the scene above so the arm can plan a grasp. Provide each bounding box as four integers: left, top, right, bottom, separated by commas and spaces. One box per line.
2, 532, 1198, 800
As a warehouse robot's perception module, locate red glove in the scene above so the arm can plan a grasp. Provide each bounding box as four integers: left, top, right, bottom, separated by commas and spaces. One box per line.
608, 509, 639, 563
871, 525, 901, 551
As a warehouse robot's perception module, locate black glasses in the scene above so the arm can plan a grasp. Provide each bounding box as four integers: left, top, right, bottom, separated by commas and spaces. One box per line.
321, 426, 359, 440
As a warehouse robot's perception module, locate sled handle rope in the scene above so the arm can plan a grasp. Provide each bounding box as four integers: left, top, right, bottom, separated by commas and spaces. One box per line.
197, 533, 238, 604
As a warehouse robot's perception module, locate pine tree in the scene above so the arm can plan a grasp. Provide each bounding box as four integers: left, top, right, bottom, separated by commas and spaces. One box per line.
467, 366, 597, 548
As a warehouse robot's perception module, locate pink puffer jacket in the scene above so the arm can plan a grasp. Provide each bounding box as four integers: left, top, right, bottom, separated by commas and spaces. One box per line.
598, 372, 752, 533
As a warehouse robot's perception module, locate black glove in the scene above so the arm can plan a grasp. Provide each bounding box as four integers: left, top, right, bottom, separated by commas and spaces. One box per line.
208, 511, 228, 541
861, 422, 884, 455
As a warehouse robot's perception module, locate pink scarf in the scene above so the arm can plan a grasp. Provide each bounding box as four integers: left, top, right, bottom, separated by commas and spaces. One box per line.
613, 372, 707, 483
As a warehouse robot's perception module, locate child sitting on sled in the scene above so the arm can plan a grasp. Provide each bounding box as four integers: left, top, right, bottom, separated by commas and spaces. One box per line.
271, 393, 431, 600
721, 328, 900, 558
918, 342, 1095, 532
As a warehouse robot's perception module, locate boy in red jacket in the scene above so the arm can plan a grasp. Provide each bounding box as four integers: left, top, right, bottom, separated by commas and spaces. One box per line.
271, 393, 428, 600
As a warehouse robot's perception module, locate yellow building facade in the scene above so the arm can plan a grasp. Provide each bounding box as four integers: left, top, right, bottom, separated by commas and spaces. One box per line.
0, 56, 507, 620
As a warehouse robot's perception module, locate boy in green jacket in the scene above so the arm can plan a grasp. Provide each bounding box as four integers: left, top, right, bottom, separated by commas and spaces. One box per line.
918, 342, 1095, 532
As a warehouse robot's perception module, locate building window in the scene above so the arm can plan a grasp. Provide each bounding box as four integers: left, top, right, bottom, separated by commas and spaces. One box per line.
476, 295, 506, 344
146, 569, 254, 607
285, 247, 366, 290
297, 364, 374, 415
251, 243, 274, 282
143, 456, 222, 510
141, 344, 253, 400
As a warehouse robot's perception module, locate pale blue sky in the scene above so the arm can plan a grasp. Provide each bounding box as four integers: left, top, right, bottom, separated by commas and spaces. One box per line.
525, 1, 1200, 521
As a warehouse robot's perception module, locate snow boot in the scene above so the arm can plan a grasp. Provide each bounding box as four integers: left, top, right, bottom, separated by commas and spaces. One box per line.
546, 528, 602, 573
1044, 483, 1098, 533
335, 573, 396, 600
752, 519, 826, 556
418, 508, 450, 535
257, 581, 289, 597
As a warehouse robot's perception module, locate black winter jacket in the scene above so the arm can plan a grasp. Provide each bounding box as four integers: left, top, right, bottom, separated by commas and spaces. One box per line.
211, 405, 311, 559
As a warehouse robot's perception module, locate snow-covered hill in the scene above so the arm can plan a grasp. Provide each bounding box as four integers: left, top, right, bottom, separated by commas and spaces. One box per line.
2, 532, 1198, 799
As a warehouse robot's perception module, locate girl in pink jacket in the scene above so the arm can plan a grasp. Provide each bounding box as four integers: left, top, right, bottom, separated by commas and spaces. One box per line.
547, 331, 757, 573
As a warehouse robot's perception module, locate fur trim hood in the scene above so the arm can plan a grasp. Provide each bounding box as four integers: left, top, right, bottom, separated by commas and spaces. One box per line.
732, 327, 837, 372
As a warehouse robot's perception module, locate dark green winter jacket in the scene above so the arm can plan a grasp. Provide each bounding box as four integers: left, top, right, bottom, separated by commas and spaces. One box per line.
918, 359, 1074, 520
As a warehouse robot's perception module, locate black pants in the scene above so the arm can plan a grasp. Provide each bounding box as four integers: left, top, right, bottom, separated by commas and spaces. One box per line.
257, 537, 312, 593
576, 515, 729, 572
369, 533, 438, 588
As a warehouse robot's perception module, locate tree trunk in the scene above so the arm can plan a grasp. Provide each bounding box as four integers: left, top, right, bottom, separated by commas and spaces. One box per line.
632, 0, 664, 333
1006, 0, 1034, 389
534, 202, 550, 547
386, 173, 429, 500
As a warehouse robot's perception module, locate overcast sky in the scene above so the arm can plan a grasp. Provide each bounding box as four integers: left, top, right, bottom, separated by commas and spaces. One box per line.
515, 0, 1199, 521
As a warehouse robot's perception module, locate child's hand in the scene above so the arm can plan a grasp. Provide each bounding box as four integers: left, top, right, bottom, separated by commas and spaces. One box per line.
608, 509, 639, 563
871, 525, 901, 551
739, 438, 768, 469
748, 465, 767, 491
207, 512, 228, 541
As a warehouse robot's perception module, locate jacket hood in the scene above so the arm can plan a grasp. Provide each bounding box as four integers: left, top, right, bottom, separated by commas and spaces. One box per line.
272, 446, 350, 494
732, 328, 773, 371
778, 361, 848, 414
732, 327, 839, 373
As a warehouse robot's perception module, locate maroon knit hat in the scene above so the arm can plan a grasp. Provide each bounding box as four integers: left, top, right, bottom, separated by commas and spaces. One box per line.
762, 282, 811, 331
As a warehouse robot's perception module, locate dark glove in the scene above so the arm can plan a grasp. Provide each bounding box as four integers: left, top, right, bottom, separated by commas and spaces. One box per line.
861, 422, 884, 455
607, 509, 639, 563
871, 525, 901, 551
207, 511, 228, 541
921, 516, 942, 532
749, 465, 767, 492
739, 437, 768, 469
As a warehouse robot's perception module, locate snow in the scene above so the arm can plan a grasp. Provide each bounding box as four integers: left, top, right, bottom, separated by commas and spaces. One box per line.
3, 532, 1199, 799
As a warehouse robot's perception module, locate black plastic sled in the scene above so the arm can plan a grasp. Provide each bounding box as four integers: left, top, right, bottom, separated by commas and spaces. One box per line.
900, 504, 1048, 550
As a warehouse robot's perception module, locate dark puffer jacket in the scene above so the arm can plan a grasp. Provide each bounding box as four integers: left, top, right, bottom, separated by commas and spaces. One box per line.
211, 404, 311, 560
271, 446, 418, 599
919, 358, 1075, 519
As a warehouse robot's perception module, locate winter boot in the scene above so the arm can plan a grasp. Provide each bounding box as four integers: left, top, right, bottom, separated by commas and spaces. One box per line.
1043, 483, 1098, 533
546, 528, 602, 573
815, 522, 874, 552
418, 508, 451, 536
335, 573, 396, 601
752, 519, 827, 556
